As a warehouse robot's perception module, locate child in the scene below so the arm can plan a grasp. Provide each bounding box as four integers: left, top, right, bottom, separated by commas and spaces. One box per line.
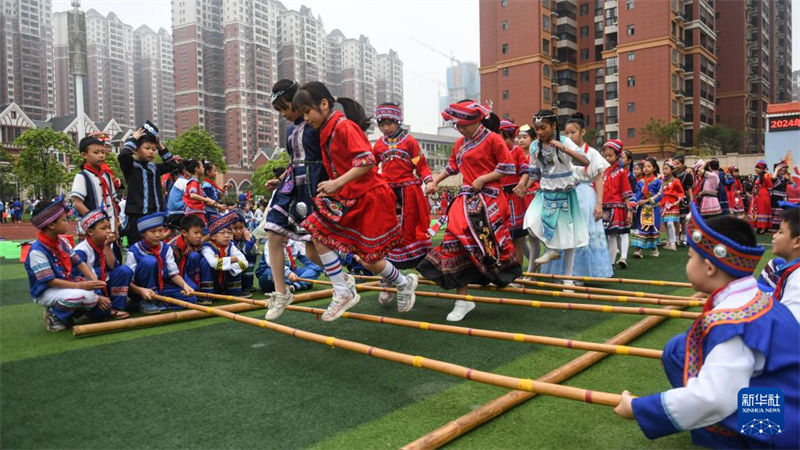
631, 158, 663, 259
696, 160, 723, 218
11, 198, 22, 223
672, 155, 695, 246
614, 204, 799, 449
231, 213, 258, 296
748, 160, 773, 234
517, 109, 590, 288
660, 159, 685, 251
25, 197, 110, 331
201, 163, 226, 222
119, 122, 178, 245
199, 212, 250, 298
771, 161, 790, 231
71, 136, 119, 236
420, 100, 520, 322
539, 112, 612, 279
371, 102, 433, 306
770, 204, 799, 321
261, 79, 329, 317
253, 200, 267, 230
711, 159, 731, 215
517, 125, 541, 272
167, 214, 205, 292
725, 165, 745, 217
165, 161, 189, 230
601, 139, 633, 269
242, 202, 255, 230
72, 210, 134, 319
281, 81, 417, 322
497, 120, 529, 267
125, 212, 197, 314
256, 236, 323, 294
184, 159, 221, 224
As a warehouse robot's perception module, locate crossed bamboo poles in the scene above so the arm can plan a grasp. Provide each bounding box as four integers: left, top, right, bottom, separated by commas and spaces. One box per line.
152, 293, 625, 408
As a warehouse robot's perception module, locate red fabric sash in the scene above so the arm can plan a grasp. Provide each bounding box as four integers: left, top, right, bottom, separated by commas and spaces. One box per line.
213, 242, 228, 287
84, 163, 119, 216
37, 232, 73, 278
286, 246, 296, 271
142, 241, 165, 290
87, 237, 109, 295
203, 177, 225, 194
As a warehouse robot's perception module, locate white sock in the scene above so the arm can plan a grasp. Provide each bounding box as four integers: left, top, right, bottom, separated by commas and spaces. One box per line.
620, 234, 630, 260
527, 237, 540, 272
607, 235, 618, 264
667, 223, 677, 244
378, 261, 408, 288
320, 251, 350, 297
563, 248, 576, 277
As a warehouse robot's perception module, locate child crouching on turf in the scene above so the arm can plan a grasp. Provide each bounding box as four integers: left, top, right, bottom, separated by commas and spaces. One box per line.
125, 212, 197, 314
168, 214, 206, 291
231, 213, 258, 296
256, 236, 323, 294
614, 203, 799, 449
25, 197, 111, 331
199, 212, 250, 298
72, 210, 133, 319
769, 203, 799, 321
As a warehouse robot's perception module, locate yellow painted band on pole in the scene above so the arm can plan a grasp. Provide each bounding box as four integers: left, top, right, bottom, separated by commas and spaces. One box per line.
616, 346, 631, 355
518, 378, 534, 392
466, 295, 474, 301
420, 322, 430, 330
617, 296, 628, 302
669, 310, 682, 317
531, 301, 541, 308
553, 291, 561, 298
653, 281, 665, 286
513, 333, 525, 342
326, 337, 336, 347
412, 356, 425, 368
636, 292, 644, 297
602, 305, 613, 313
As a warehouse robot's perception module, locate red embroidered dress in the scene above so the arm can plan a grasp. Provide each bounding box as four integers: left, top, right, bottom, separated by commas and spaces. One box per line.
601, 164, 633, 234
748, 173, 773, 230
660, 177, 685, 222
417, 126, 522, 289
372, 129, 433, 268
302, 111, 402, 262
501, 144, 530, 237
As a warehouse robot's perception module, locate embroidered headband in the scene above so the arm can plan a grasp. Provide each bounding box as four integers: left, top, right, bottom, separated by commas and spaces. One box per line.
375, 105, 403, 123
693, 159, 705, 171
533, 112, 557, 126
441, 101, 490, 125
498, 120, 520, 137
270, 81, 298, 103
603, 139, 624, 155
687, 203, 765, 278
663, 159, 677, 171
137, 212, 166, 233
208, 211, 243, 235
31, 195, 69, 230
728, 164, 738, 173
80, 209, 109, 231
756, 160, 768, 170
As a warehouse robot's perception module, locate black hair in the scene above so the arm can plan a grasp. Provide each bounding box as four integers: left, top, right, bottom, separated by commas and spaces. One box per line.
705, 215, 758, 248
271, 79, 300, 111
204, 162, 216, 175
674, 154, 686, 164
292, 81, 371, 131
259, 200, 268, 208
708, 159, 720, 171
175, 160, 187, 174
781, 207, 800, 238
566, 112, 586, 131
643, 157, 660, 176
33, 199, 55, 216
79, 136, 105, 154
532, 109, 560, 166
623, 150, 634, 172
180, 214, 206, 232
186, 159, 202, 175
273, 167, 286, 179
136, 134, 158, 148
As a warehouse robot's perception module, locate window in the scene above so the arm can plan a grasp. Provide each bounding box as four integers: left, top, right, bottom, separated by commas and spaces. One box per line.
627, 76, 635, 87
581, 26, 589, 38
627, 128, 635, 138
672, 100, 678, 116
607, 131, 618, 140
503, 90, 509, 100
595, 113, 604, 125
581, 71, 590, 82
626, 0, 634, 9
502, 20, 509, 30
502, 43, 509, 54
543, 64, 551, 78
581, 48, 590, 60
580, 3, 589, 15
627, 102, 635, 112
543, 39, 550, 55
543, 16, 550, 31
581, 93, 590, 104
502, 67, 509, 76
627, 51, 635, 61
543, 87, 551, 102
606, 82, 618, 100
627, 25, 635, 35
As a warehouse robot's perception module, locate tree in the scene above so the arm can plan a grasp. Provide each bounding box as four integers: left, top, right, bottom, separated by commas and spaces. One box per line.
12, 128, 79, 199
166, 126, 227, 172
638, 118, 683, 154
697, 125, 742, 155
252, 152, 291, 198
0, 146, 16, 202
584, 128, 602, 148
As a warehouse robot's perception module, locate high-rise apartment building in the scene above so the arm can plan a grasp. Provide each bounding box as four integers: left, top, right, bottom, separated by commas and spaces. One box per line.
376, 50, 404, 106
276, 3, 326, 84
134, 26, 176, 139
480, 0, 790, 156
0, 0, 55, 121
792, 70, 800, 102
439, 62, 481, 124
341, 35, 377, 115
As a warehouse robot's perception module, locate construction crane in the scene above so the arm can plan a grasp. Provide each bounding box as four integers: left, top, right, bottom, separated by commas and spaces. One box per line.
410, 37, 461, 67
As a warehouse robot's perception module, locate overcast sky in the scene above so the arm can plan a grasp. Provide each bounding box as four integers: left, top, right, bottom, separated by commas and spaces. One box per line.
54, 0, 800, 134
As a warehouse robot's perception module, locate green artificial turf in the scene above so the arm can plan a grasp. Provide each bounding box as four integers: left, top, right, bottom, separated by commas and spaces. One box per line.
0, 234, 776, 449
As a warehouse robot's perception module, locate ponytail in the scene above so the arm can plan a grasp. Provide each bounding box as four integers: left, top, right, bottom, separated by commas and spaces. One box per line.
481, 112, 501, 133
293, 81, 371, 131
336, 97, 371, 131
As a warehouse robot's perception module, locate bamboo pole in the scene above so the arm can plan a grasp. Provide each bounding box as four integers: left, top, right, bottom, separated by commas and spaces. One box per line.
153, 294, 625, 407
402, 306, 681, 450
351, 274, 699, 302
72, 288, 336, 337
298, 279, 701, 320
522, 272, 694, 288
195, 292, 663, 359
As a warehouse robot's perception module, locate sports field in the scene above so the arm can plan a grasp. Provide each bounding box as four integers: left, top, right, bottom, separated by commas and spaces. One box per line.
0, 233, 773, 449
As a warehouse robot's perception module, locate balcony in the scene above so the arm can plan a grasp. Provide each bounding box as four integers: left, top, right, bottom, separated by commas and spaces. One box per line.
675, 89, 686, 98
675, 63, 685, 73
675, 13, 684, 23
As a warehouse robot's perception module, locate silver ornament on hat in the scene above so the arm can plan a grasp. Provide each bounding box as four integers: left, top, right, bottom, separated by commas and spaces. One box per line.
296, 202, 308, 218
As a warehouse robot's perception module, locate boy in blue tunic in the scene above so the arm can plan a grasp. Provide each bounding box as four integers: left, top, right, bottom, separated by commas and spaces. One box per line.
256, 236, 323, 294
769, 203, 799, 321
167, 214, 205, 303
199, 212, 249, 298
231, 214, 258, 296
24, 197, 110, 331
614, 203, 799, 449
125, 212, 197, 314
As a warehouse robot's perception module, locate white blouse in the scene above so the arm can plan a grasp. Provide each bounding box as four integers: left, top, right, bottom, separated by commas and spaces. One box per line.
528, 135, 582, 191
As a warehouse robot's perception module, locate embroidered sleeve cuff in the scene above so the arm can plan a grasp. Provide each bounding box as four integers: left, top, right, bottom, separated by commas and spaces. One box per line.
122, 139, 137, 153
159, 149, 174, 162
495, 163, 516, 175
238, 261, 247, 271
518, 163, 530, 176
528, 168, 542, 181
352, 152, 377, 167
632, 393, 682, 440
423, 175, 433, 184
446, 166, 459, 176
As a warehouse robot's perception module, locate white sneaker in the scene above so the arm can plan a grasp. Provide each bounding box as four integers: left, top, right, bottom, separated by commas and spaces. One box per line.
396, 274, 418, 313
321, 291, 360, 322
378, 278, 394, 307
446, 300, 476, 322
534, 250, 561, 265
562, 280, 575, 293
264, 290, 294, 321
507, 282, 524, 289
